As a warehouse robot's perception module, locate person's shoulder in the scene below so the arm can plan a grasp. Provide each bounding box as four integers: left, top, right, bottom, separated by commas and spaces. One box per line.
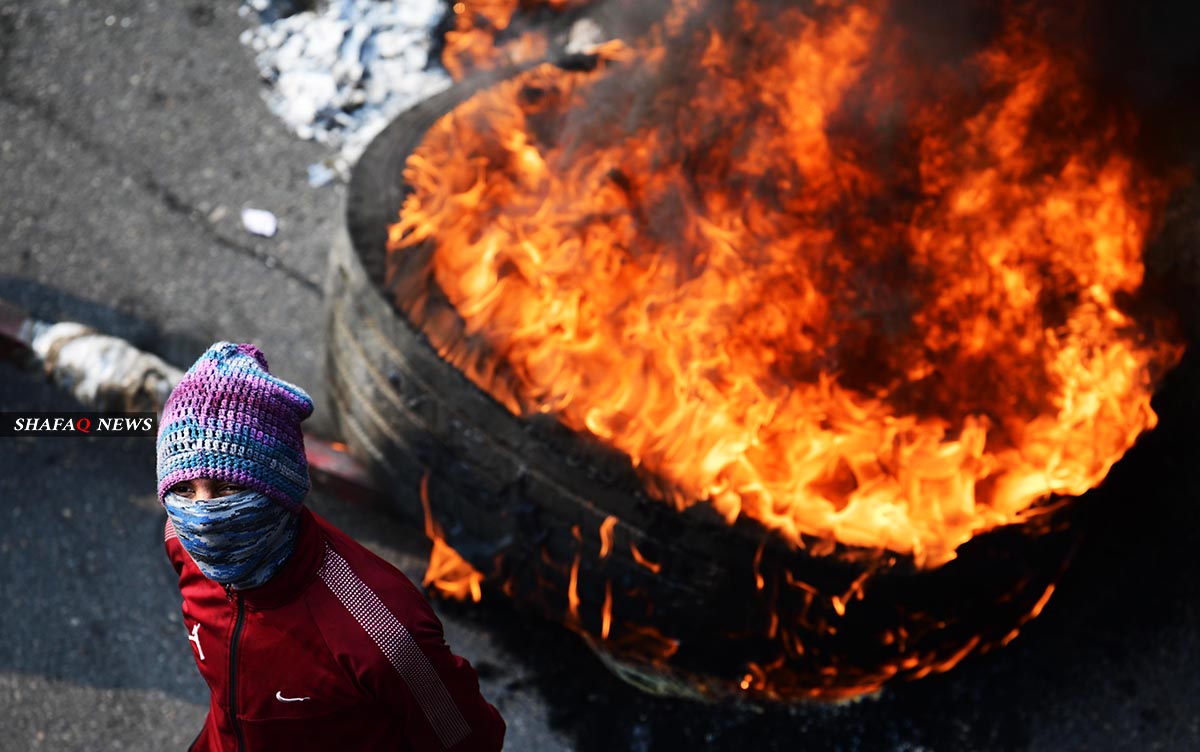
309, 510, 439, 633
312, 511, 412, 582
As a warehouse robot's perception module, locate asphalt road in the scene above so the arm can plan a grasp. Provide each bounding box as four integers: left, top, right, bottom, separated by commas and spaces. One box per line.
3, 1, 1200, 751
0, 0, 339, 437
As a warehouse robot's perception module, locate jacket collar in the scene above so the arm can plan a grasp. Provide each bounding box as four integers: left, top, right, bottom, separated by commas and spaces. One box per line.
237, 506, 325, 610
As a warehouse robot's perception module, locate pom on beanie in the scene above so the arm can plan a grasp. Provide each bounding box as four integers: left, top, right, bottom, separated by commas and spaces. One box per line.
156, 342, 314, 511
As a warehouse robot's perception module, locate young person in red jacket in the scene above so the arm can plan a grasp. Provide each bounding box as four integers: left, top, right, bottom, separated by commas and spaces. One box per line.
158, 341, 505, 751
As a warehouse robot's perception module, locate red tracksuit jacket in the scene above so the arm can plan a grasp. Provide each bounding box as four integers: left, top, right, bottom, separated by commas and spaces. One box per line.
164, 506, 506, 751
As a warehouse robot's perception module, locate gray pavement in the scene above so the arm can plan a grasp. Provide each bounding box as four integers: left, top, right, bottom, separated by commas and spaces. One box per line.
3, 1, 1200, 751
0, 0, 337, 437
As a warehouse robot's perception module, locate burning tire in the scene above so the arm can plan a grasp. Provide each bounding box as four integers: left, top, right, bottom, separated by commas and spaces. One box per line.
324, 56, 1111, 702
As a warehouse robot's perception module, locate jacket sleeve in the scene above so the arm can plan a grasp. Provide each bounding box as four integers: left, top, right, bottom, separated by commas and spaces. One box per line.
358, 573, 506, 751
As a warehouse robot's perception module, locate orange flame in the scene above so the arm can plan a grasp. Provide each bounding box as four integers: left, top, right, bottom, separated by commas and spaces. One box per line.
419, 471, 484, 602
610, 621, 680, 661
391, 0, 1183, 569
629, 542, 661, 574
601, 579, 614, 639
1028, 582, 1057, 619
567, 551, 582, 623
442, 0, 586, 81
599, 515, 618, 559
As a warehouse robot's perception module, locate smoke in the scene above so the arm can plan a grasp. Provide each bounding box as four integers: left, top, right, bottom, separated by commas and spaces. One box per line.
1077, 0, 1200, 173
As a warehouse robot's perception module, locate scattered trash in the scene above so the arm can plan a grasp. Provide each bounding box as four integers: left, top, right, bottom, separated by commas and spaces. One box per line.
239, 0, 452, 184
242, 207, 279, 237
307, 160, 339, 188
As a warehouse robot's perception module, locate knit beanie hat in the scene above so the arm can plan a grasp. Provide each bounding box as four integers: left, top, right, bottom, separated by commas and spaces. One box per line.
156, 342, 314, 511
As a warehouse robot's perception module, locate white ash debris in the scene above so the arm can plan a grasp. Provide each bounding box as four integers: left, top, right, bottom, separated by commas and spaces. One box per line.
241, 207, 280, 237
565, 18, 607, 56
238, 0, 452, 185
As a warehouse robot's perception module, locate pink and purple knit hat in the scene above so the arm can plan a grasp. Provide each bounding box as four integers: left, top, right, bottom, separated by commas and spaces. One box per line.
156, 342, 314, 511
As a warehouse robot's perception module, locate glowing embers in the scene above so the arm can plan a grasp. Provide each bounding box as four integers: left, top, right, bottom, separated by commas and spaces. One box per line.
389, 0, 1182, 568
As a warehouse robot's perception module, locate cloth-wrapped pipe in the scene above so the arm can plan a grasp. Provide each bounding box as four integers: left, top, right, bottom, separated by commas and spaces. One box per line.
21, 319, 183, 413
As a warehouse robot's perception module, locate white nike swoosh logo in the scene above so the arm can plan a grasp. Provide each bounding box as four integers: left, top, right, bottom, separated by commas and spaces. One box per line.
275, 691, 311, 702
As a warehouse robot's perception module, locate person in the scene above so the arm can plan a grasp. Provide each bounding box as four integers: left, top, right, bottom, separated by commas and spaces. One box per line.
158, 341, 505, 751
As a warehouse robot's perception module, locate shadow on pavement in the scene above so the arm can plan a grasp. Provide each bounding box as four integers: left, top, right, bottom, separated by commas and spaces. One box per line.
0, 277, 213, 371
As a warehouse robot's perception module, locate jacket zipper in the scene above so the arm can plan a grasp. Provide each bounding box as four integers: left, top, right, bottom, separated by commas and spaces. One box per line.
226, 584, 247, 752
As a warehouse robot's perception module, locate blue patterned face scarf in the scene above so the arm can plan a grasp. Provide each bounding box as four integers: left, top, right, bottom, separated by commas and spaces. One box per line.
163, 490, 300, 591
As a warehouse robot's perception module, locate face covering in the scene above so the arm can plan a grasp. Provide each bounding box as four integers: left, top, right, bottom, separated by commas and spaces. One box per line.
163, 489, 300, 591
